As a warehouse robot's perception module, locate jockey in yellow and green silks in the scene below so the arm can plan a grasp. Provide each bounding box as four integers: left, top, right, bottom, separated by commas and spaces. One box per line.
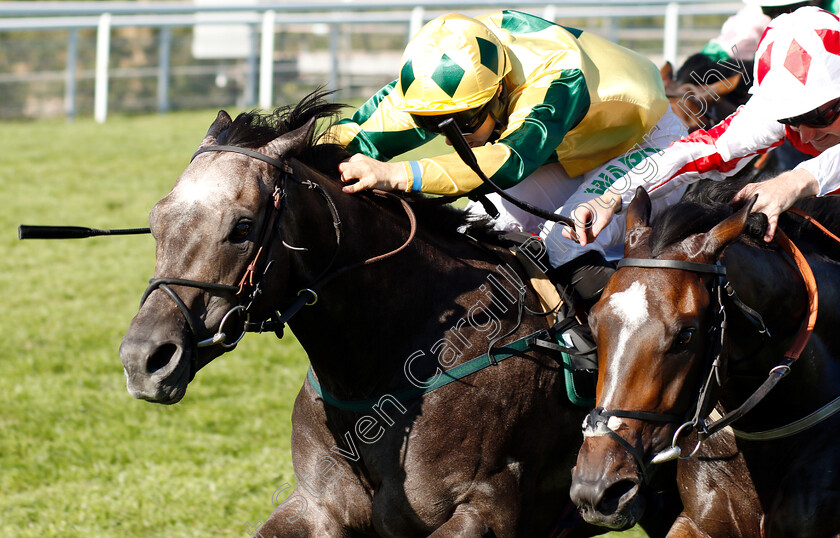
328, 10, 687, 305
330, 10, 670, 196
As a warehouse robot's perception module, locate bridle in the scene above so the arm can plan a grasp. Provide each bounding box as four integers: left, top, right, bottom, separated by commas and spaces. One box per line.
583, 228, 819, 483
138, 144, 417, 353
583, 257, 728, 483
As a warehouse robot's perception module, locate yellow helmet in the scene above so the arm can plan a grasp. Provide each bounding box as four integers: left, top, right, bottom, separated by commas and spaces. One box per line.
396, 13, 511, 115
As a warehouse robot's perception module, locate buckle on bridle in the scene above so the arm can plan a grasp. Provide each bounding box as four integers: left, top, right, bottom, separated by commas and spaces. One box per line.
298, 288, 318, 306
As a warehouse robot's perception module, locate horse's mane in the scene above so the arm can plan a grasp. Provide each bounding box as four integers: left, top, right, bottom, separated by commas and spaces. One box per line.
215, 88, 348, 177
214, 89, 503, 245
649, 175, 840, 260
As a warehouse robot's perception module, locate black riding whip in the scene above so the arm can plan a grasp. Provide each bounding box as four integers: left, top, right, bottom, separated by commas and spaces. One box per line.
18, 225, 151, 240
437, 117, 576, 228
18, 121, 574, 239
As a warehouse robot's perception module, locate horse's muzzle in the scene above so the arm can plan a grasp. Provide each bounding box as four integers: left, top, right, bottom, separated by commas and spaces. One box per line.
120, 330, 191, 405
571, 437, 646, 530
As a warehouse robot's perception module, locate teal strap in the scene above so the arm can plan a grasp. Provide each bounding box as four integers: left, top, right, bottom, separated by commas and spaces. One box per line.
306, 331, 542, 412
732, 392, 840, 441
559, 347, 595, 408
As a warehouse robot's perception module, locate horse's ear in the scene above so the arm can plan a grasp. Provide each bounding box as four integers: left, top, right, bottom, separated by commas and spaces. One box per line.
199, 110, 232, 149
626, 187, 651, 231
624, 187, 652, 256
708, 73, 742, 98
262, 117, 317, 158
690, 195, 756, 260
660, 61, 674, 82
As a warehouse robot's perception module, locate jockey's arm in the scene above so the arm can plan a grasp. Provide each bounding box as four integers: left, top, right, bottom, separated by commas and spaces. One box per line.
400, 69, 588, 196
330, 70, 589, 196
566, 103, 786, 246
733, 139, 840, 242
794, 138, 840, 197
324, 80, 434, 192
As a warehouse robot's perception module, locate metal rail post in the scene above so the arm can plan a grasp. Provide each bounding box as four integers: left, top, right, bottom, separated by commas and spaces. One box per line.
409, 6, 424, 41
258, 9, 275, 110
542, 5, 557, 22
328, 23, 339, 94
94, 12, 111, 123
664, 2, 680, 66
157, 26, 171, 114
64, 28, 78, 121
245, 24, 258, 108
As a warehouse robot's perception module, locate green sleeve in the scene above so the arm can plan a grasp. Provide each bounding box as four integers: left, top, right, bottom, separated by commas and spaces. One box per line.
339, 81, 435, 161
490, 68, 590, 189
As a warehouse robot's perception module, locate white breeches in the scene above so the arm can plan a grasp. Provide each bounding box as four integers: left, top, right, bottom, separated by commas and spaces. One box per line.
466, 107, 689, 266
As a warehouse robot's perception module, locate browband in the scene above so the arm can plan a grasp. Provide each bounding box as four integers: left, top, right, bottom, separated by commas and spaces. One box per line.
192, 145, 291, 173
617, 257, 727, 276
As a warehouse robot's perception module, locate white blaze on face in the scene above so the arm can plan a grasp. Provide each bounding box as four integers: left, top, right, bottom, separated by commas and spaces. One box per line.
602, 280, 650, 402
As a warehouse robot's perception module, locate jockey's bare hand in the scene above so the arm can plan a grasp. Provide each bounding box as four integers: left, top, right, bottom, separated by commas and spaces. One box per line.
561, 190, 622, 246
731, 169, 819, 242
339, 154, 408, 193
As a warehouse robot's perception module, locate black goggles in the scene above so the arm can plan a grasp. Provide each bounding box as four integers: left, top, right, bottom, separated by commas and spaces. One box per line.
778, 98, 840, 129
411, 103, 491, 136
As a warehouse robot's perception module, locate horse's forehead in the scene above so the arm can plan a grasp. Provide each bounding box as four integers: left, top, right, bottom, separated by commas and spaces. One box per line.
603, 270, 703, 325
605, 280, 650, 328
169, 158, 258, 208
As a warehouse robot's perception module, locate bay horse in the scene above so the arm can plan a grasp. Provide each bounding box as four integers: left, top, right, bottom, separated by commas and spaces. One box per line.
660, 54, 749, 133
661, 53, 810, 172
569, 180, 840, 536
118, 91, 679, 537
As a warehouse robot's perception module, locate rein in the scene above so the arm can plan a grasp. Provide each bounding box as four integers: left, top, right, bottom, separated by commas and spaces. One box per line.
586, 222, 823, 480
140, 144, 417, 351
700, 228, 817, 438
307, 328, 540, 412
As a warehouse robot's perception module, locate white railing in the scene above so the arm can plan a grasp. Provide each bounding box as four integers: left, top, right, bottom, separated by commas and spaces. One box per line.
0, 1, 742, 122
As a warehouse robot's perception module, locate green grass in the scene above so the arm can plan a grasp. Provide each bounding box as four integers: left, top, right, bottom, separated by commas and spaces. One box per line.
0, 110, 647, 537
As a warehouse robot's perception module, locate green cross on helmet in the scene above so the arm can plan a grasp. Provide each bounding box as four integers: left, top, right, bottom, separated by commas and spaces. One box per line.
396, 13, 511, 116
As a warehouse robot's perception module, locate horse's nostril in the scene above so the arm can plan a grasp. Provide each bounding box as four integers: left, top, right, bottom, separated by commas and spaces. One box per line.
147, 343, 178, 374
598, 479, 637, 515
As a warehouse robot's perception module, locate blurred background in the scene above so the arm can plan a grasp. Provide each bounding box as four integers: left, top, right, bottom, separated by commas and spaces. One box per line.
1, 1, 741, 537
0, 0, 741, 122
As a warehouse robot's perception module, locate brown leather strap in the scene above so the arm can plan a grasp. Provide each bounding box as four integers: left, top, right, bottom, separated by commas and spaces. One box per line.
237, 187, 284, 296
312, 189, 417, 292
774, 228, 818, 361
787, 206, 840, 244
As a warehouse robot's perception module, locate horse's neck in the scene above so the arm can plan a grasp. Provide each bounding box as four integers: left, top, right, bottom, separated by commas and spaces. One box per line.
721, 241, 840, 424
723, 242, 808, 349
282, 180, 536, 400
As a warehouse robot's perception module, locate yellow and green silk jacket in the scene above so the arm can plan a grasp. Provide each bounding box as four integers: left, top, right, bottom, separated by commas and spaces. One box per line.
328, 10, 668, 196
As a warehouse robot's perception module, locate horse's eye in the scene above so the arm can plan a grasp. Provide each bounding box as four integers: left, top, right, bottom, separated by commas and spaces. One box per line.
673, 328, 695, 349
230, 221, 252, 242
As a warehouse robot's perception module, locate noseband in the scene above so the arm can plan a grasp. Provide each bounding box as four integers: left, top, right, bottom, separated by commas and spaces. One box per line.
139, 144, 417, 352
